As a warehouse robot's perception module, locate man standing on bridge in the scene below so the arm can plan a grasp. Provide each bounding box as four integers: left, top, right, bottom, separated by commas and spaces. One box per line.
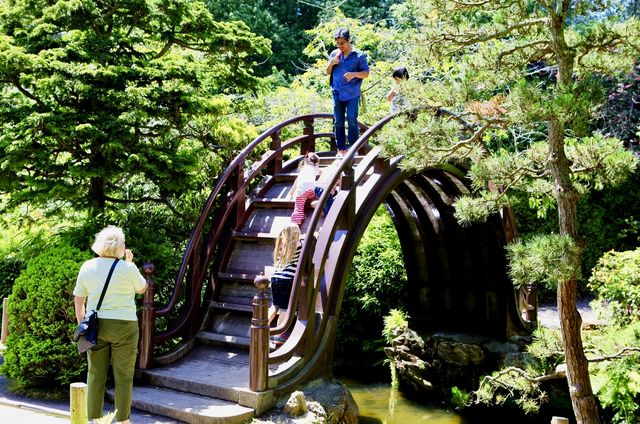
326, 28, 370, 155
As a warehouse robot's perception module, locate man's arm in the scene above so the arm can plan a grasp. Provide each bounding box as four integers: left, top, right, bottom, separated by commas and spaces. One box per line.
326, 52, 340, 75
344, 70, 369, 81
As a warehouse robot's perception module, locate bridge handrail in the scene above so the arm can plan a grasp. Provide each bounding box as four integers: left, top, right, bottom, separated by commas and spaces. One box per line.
152, 114, 333, 336
270, 112, 401, 337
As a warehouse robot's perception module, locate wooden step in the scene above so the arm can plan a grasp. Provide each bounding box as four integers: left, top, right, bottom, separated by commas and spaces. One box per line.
240, 207, 325, 234
232, 230, 276, 240
139, 346, 250, 401
225, 239, 273, 276
251, 198, 295, 208
212, 300, 253, 313
217, 272, 258, 283
263, 182, 292, 199
197, 330, 251, 349
109, 385, 254, 424
273, 173, 297, 183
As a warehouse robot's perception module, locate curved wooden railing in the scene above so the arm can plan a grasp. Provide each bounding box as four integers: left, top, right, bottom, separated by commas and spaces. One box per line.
138, 105, 535, 396
138, 113, 340, 366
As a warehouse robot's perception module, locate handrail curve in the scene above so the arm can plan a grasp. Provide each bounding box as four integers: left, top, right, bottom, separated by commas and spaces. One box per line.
152, 114, 333, 340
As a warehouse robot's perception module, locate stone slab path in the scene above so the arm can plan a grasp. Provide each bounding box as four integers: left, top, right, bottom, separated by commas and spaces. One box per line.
537, 298, 607, 329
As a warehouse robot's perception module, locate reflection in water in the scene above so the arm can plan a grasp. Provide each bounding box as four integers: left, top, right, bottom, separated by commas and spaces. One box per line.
345, 381, 471, 424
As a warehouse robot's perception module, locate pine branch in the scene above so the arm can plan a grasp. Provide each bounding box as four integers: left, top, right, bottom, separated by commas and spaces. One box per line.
587, 346, 640, 363
431, 18, 549, 48
497, 40, 550, 67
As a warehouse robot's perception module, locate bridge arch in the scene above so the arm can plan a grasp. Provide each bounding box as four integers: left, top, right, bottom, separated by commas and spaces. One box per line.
136, 110, 532, 410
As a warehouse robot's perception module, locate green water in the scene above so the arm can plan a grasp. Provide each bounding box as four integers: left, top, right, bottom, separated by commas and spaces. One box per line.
344, 381, 471, 424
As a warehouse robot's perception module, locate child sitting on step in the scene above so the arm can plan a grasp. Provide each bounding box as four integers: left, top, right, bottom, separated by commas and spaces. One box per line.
270, 223, 302, 345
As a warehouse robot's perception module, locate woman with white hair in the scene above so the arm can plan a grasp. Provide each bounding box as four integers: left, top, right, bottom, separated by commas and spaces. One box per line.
73, 225, 146, 424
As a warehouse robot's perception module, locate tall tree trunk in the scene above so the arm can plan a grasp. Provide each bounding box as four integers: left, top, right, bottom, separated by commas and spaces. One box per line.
546, 4, 601, 420
88, 175, 106, 216
548, 117, 600, 423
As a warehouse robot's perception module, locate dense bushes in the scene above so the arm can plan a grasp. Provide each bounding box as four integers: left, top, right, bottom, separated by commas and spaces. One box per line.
1, 244, 91, 393
334, 206, 407, 380
588, 248, 640, 326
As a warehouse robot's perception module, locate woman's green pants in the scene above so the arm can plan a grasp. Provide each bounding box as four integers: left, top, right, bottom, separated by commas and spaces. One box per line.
87, 318, 139, 422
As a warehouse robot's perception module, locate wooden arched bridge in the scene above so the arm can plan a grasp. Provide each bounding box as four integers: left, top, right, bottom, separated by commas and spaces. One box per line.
126, 111, 535, 423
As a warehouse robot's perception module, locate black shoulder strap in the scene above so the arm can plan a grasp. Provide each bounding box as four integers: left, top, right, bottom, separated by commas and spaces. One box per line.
96, 258, 120, 311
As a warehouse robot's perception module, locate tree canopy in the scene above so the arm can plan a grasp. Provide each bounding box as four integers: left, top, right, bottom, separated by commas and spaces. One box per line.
0, 0, 270, 216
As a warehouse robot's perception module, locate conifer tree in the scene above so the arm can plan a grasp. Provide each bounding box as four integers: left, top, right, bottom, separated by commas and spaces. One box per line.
383, 1, 639, 421
0, 0, 270, 216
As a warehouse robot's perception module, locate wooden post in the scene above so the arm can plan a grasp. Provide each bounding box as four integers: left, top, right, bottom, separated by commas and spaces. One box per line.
268, 130, 282, 176
301, 118, 315, 155
137, 263, 155, 370
525, 283, 538, 322
551, 417, 569, 424
340, 158, 356, 225
1, 297, 8, 344
231, 165, 246, 229
250, 275, 270, 392
70, 382, 87, 424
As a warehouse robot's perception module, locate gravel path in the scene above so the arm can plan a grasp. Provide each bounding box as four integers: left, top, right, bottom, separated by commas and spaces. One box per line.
537, 298, 607, 329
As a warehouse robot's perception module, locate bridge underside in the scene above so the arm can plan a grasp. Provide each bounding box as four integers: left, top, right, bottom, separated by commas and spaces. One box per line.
343, 165, 522, 339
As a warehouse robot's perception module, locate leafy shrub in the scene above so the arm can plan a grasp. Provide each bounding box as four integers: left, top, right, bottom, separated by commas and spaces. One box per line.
588, 321, 640, 423
382, 309, 408, 344
588, 248, 640, 326
1, 243, 91, 392
335, 206, 408, 380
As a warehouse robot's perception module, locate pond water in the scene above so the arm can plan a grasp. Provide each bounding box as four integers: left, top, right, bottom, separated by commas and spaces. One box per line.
343, 380, 473, 424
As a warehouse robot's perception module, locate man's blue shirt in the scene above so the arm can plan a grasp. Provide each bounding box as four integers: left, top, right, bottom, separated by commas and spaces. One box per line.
330, 49, 369, 101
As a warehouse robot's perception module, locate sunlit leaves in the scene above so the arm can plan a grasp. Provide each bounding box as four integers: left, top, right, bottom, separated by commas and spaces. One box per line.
507, 234, 582, 290
0, 0, 270, 214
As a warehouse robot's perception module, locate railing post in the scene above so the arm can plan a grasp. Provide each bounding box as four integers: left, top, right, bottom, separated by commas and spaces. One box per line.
525, 282, 538, 322
231, 164, 246, 229
70, 382, 88, 424
250, 275, 270, 392
340, 158, 356, 225
1, 297, 8, 345
138, 263, 155, 370
301, 118, 315, 155
268, 130, 282, 176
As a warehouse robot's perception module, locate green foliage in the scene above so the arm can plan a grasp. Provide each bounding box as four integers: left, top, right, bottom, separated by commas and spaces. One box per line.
471, 322, 640, 421
335, 206, 407, 379
382, 309, 408, 344
587, 322, 640, 423
507, 235, 581, 290
588, 248, 640, 326
526, 327, 565, 374
205, 0, 321, 76
1, 243, 91, 392
594, 357, 640, 423
0, 0, 270, 216
511, 166, 640, 300
451, 386, 471, 409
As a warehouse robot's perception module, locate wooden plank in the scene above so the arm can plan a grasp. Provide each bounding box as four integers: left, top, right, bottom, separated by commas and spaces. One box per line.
226, 240, 273, 275
212, 301, 253, 313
